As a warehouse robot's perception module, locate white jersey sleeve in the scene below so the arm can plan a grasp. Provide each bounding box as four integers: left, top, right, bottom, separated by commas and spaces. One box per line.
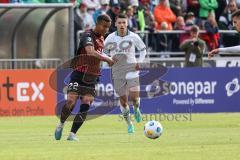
133, 33, 147, 63
219, 46, 240, 53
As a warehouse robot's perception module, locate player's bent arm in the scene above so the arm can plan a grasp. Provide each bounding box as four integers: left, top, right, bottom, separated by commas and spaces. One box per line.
138, 48, 147, 63
85, 45, 112, 62
133, 33, 147, 63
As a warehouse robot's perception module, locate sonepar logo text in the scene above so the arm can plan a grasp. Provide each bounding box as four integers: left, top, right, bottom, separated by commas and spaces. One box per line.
168, 81, 217, 97
96, 80, 217, 98
167, 80, 217, 105
95, 80, 217, 106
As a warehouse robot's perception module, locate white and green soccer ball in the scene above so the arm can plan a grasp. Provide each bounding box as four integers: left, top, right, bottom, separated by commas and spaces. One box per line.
144, 120, 163, 139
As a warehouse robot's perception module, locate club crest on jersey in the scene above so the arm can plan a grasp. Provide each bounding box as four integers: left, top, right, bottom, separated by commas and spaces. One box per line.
87, 37, 92, 42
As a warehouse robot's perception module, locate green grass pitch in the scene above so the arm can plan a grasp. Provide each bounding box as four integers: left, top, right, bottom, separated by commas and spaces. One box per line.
0, 113, 240, 160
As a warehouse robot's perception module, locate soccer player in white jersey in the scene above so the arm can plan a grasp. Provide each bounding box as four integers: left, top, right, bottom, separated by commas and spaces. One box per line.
104, 14, 147, 133
208, 10, 240, 58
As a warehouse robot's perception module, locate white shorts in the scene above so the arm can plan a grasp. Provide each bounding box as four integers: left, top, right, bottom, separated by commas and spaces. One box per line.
113, 77, 140, 97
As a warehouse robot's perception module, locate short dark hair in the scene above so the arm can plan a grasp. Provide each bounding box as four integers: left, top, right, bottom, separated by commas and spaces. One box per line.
96, 14, 112, 24
116, 13, 127, 19
190, 25, 199, 33
232, 9, 240, 19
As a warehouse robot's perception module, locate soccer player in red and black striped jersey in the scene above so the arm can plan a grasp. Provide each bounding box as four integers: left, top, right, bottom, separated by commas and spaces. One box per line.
55, 14, 113, 141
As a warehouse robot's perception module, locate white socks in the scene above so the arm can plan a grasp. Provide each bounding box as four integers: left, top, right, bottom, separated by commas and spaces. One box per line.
120, 104, 132, 126
57, 122, 64, 128
69, 132, 76, 137
133, 98, 140, 110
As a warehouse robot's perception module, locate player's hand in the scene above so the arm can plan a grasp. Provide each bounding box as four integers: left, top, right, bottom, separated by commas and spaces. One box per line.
208, 48, 219, 59
106, 57, 114, 66
135, 63, 140, 70
112, 57, 118, 63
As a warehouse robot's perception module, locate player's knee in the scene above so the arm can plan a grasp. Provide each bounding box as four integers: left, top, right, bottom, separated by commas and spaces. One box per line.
132, 98, 138, 105
81, 95, 93, 105
65, 94, 77, 108
120, 101, 128, 107
65, 99, 76, 109
119, 95, 128, 107
67, 93, 78, 101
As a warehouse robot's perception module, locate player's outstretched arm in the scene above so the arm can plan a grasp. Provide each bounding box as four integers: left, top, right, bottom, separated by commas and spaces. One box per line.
209, 45, 240, 59
85, 45, 114, 66
208, 48, 219, 59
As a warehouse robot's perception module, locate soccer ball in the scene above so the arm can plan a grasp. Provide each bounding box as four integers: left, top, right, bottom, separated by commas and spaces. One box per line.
144, 120, 163, 139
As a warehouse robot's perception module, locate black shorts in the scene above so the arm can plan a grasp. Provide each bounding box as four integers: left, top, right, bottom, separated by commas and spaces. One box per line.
67, 70, 99, 97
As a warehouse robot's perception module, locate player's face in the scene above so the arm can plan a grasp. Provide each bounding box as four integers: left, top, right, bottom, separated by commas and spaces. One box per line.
233, 16, 240, 32
115, 18, 128, 33
97, 21, 111, 36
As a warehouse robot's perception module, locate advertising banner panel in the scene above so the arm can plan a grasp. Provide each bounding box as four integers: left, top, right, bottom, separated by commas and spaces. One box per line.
0, 69, 56, 116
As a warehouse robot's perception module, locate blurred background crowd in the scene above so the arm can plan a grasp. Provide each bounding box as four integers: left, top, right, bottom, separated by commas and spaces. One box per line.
1, 0, 240, 53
